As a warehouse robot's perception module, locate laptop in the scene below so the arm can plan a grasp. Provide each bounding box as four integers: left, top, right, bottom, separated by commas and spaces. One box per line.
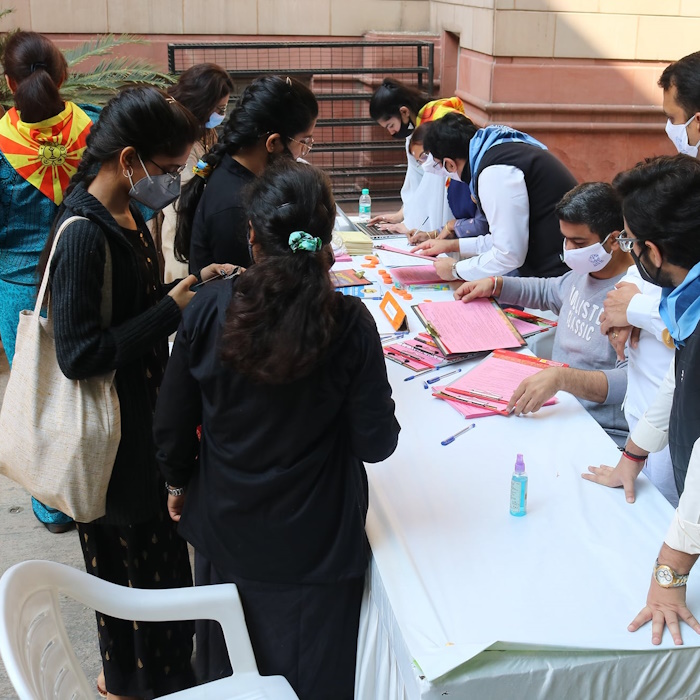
335, 205, 405, 241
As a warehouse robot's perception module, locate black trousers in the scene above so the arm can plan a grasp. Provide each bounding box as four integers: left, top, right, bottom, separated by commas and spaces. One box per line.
77, 509, 195, 699
194, 551, 364, 700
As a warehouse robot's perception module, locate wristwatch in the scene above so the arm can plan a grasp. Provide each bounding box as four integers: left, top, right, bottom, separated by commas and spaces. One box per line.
450, 261, 462, 281
653, 559, 689, 588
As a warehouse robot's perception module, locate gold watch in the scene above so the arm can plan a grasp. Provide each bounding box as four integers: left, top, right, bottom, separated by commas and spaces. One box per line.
653, 559, 689, 588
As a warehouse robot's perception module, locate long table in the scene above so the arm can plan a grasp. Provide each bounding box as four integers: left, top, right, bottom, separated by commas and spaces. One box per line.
339, 245, 700, 699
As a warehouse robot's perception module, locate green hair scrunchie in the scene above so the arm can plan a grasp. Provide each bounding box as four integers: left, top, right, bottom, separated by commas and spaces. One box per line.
289, 230, 322, 253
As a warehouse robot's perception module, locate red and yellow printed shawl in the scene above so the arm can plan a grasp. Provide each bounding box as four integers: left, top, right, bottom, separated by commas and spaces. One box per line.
415, 96, 466, 127
0, 101, 92, 205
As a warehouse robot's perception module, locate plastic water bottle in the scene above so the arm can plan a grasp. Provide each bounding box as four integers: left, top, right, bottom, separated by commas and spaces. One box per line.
359, 188, 371, 222
509, 453, 528, 516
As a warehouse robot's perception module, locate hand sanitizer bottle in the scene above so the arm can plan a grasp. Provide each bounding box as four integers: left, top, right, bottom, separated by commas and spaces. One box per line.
509, 453, 527, 516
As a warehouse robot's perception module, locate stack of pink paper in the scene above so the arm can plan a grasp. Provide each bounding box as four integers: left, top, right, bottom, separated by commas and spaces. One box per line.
432, 349, 565, 417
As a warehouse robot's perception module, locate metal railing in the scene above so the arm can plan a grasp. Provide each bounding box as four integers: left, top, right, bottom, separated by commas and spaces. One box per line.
168, 40, 435, 202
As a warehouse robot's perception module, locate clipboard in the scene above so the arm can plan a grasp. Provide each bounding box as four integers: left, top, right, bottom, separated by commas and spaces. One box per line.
434, 349, 567, 415
412, 298, 525, 358
379, 291, 408, 331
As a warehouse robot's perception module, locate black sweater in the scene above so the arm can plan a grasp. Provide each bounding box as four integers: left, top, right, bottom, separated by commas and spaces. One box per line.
189, 156, 255, 272
475, 142, 577, 278
50, 184, 182, 525
153, 281, 400, 583
670, 324, 700, 497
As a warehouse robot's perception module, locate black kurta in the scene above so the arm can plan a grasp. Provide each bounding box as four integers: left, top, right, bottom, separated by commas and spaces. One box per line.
189, 155, 256, 272
153, 279, 400, 698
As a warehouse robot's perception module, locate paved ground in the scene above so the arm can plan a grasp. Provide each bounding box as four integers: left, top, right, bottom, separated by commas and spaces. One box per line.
0, 344, 102, 699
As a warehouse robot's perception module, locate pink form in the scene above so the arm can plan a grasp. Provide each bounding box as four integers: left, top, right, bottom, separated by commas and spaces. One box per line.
416, 298, 523, 354
445, 352, 558, 405
509, 317, 547, 336
392, 266, 446, 285
431, 386, 497, 418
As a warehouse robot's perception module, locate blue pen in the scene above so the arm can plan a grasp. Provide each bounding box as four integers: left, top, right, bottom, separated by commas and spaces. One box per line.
441, 422, 476, 446
423, 368, 462, 388
404, 365, 444, 382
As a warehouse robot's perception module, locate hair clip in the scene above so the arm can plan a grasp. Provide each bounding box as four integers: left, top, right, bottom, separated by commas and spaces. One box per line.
192, 159, 212, 179
165, 96, 176, 104
30, 62, 47, 73
289, 231, 322, 253
285, 76, 292, 86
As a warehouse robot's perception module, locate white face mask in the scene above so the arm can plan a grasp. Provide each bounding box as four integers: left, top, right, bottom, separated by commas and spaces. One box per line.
205, 111, 225, 129
421, 154, 461, 181
665, 115, 699, 158
561, 234, 612, 275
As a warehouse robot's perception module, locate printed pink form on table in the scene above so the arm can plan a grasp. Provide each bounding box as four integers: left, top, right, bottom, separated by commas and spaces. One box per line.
445, 350, 562, 405
431, 386, 499, 418
392, 266, 446, 286
415, 298, 523, 354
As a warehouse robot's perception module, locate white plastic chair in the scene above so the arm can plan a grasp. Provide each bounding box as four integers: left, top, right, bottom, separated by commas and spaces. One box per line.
0, 559, 298, 700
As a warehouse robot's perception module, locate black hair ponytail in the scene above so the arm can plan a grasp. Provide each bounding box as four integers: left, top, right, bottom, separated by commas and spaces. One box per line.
3, 31, 67, 123
174, 75, 318, 263
369, 78, 428, 123
220, 159, 337, 384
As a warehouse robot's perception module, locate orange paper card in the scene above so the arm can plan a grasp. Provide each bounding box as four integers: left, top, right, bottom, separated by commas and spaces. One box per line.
379, 291, 408, 331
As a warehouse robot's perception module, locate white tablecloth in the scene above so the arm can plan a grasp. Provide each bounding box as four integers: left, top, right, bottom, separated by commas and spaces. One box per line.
340, 245, 700, 699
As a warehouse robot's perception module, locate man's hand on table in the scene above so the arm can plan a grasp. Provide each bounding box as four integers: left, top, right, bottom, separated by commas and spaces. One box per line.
433, 256, 458, 280
582, 452, 645, 503
454, 277, 500, 302
629, 581, 700, 646
507, 367, 562, 415
629, 544, 700, 645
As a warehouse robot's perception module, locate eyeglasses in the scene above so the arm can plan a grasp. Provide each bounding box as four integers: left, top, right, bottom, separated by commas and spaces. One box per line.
413, 150, 429, 163
147, 158, 187, 181
288, 136, 315, 157
617, 229, 643, 253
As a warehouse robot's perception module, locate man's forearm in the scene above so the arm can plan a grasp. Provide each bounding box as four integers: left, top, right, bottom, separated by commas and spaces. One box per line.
658, 542, 698, 574
557, 367, 609, 403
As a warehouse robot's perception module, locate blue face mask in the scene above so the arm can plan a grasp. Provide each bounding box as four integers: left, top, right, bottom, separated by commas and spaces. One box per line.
205, 112, 225, 129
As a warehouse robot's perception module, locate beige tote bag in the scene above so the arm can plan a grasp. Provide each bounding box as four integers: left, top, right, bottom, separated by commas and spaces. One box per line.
0, 216, 120, 522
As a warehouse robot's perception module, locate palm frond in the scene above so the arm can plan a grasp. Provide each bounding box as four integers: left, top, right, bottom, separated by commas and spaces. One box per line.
61, 57, 173, 104
0, 9, 14, 22
62, 34, 147, 67
0, 27, 173, 107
